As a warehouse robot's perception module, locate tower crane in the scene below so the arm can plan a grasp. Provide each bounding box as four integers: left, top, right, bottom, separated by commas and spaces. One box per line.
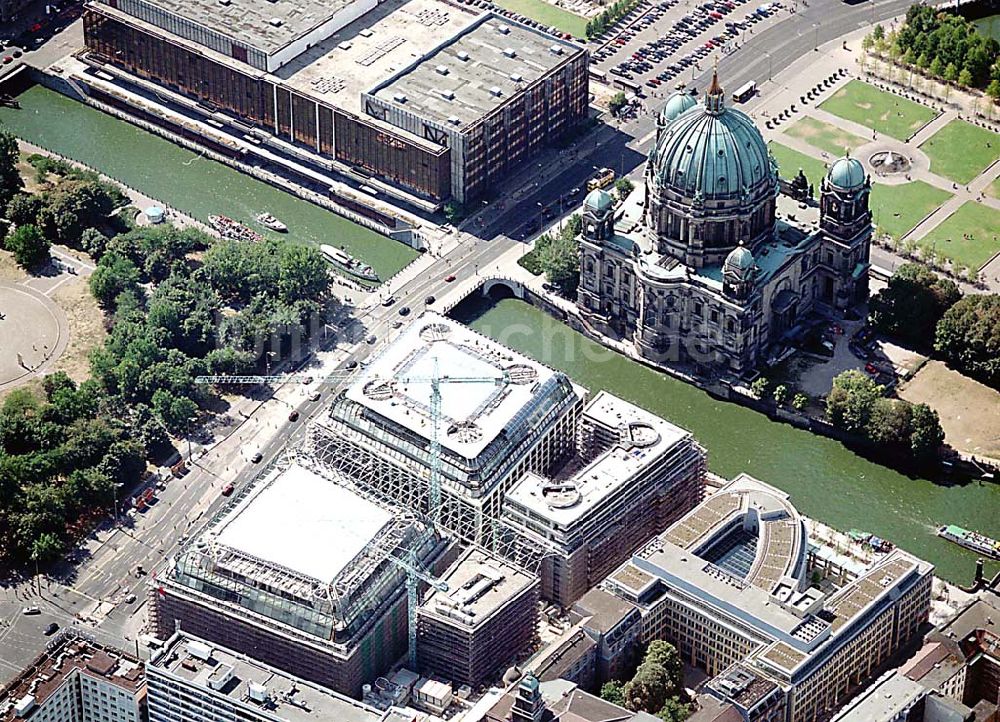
195, 361, 508, 667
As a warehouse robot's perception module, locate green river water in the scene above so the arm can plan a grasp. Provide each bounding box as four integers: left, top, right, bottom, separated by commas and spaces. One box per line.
0, 85, 417, 280
455, 298, 1000, 585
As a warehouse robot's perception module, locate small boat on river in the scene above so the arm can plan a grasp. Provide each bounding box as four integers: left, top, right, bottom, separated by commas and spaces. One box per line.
255, 212, 287, 232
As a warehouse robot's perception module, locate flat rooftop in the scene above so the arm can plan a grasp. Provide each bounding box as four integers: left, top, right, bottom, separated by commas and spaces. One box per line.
344, 312, 560, 458
506, 392, 691, 527
151, 633, 382, 722
279, 0, 477, 115
212, 463, 393, 584
0, 633, 144, 722
421, 548, 537, 627
369, 13, 581, 129
124, 0, 356, 56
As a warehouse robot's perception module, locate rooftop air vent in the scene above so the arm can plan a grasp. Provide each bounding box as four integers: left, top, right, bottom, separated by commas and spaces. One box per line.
393, 92, 407, 103
502, 47, 516, 58
435, 64, 449, 75
509, 72, 522, 82
447, 115, 461, 125
457, 50, 470, 61
489, 86, 502, 97
359, 28, 373, 37
549, 45, 563, 55
268, 17, 283, 27
217, 0, 231, 6
338, 41, 352, 50
439, 89, 455, 100
497, 25, 510, 34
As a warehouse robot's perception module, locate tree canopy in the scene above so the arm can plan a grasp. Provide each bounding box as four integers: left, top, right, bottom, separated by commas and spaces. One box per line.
0, 130, 22, 216
934, 294, 1000, 388
895, 5, 999, 88
869, 263, 960, 348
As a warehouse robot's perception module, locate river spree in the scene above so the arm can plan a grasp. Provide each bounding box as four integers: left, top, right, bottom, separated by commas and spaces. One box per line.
0, 85, 417, 280
455, 297, 1000, 585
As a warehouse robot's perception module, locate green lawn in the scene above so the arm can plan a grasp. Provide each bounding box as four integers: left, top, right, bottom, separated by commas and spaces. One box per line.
783, 117, 867, 158
767, 141, 828, 193
819, 80, 938, 140
989, 177, 1000, 200
493, 0, 588, 37
918, 119, 1000, 185
870, 181, 952, 240
918, 202, 1000, 270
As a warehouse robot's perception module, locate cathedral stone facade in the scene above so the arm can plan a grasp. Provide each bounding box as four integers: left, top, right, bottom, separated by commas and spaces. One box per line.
576, 73, 872, 376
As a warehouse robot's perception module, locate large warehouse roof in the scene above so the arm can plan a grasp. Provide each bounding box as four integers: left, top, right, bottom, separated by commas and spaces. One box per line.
214, 464, 393, 583
368, 13, 581, 128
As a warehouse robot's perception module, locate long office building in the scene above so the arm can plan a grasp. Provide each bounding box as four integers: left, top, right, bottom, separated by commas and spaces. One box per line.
503, 391, 706, 606
601, 474, 934, 722
79, 0, 588, 205
310, 312, 586, 549
416, 548, 540, 689
149, 460, 444, 697
146, 631, 387, 722
0, 632, 146, 722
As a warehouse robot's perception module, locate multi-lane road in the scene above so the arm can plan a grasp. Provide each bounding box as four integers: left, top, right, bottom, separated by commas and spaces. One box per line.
0, 0, 927, 681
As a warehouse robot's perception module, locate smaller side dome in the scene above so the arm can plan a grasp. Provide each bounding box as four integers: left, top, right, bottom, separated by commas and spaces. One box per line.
584, 188, 613, 213
659, 91, 697, 124
519, 673, 540, 692
827, 155, 866, 190
724, 242, 754, 274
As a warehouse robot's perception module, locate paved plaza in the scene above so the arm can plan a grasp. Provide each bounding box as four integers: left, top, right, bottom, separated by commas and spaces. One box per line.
0, 282, 67, 392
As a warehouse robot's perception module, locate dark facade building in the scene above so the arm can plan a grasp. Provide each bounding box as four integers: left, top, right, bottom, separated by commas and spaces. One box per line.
80, 0, 587, 206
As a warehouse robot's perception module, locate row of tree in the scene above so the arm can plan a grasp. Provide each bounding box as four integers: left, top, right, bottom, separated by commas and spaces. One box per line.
826, 370, 944, 462
600, 641, 690, 721
866, 7, 1000, 95
870, 263, 1000, 389
585, 0, 641, 40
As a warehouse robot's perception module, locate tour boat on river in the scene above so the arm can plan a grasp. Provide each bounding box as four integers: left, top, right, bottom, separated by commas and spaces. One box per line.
320, 244, 379, 283
208, 214, 264, 243
937, 525, 1000, 560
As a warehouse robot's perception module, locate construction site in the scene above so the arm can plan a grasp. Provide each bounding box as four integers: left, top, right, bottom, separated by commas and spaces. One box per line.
150, 314, 709, 707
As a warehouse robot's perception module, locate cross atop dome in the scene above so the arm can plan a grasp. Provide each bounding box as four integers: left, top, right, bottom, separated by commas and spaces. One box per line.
705, 62, 725, 114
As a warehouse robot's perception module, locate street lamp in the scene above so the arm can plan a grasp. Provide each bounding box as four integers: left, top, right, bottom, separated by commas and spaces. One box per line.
813, 22, 820, 51
764, 51, 772, 82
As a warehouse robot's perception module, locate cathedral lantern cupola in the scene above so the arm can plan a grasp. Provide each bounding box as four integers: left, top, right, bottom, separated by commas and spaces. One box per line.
582, 188, 615, 243
723, 241, 756, 299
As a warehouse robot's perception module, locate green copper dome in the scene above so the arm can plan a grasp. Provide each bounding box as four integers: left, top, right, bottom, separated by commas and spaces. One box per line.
724, 242, 754, 275
584, 187, 614, 212
650, 75, 775, 200
659, 91, 697, 124
827, 156, 866, 190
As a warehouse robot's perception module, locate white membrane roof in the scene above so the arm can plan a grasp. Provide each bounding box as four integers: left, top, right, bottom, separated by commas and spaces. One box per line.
214, 464, 393, 583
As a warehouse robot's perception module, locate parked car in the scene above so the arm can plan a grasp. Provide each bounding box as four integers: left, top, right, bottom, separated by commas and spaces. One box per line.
221, 482, 235, 496
44, 623, 59, 636
288, 410, 300, 422
250, 452, 263, 464
22, 607, 40, 615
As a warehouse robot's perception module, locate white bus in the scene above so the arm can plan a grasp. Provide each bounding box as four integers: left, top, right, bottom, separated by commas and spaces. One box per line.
733, 81, 756, 103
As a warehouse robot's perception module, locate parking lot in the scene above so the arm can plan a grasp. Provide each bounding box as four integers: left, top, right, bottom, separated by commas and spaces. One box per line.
590, 0, 791, 94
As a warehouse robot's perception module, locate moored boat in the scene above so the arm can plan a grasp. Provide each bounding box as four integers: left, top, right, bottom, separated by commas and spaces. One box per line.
255, 212, 288, 232
937, 525, 1000, 560
320, 244, 379, 283
208, 214, 264, 243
